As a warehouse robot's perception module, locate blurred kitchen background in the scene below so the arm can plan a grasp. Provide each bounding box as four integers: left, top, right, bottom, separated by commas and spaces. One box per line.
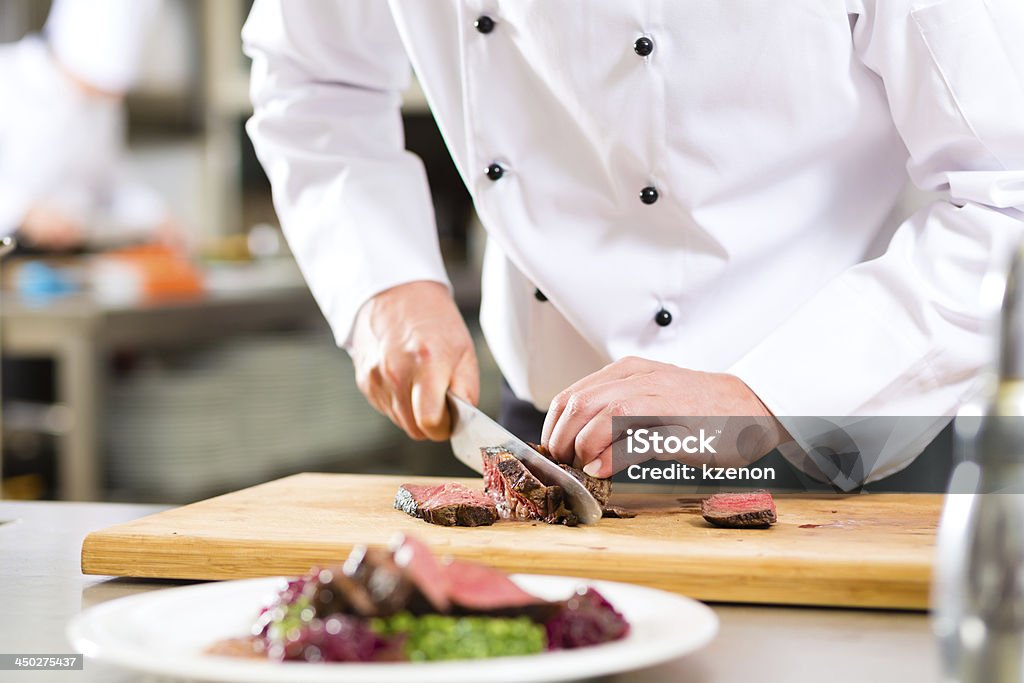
0, 0, 950, 504
0, 0, 497, 503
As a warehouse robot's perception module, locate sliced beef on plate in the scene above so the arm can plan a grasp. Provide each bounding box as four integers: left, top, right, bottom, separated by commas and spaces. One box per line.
394, 482, 498, 527
700, 490, 777, 528
390, 535, 451, 613
392, 534, 557, 619
341, 545, 420, 616
443, 558, 562, 622
481, 447, 578, 526
315, 569, 380, 617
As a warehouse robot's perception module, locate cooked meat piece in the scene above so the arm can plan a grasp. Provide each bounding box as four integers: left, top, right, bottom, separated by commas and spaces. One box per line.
701, 490, 777, 528
557, 464, 613, 506
340, 545, 419, 616
601, 505, 637, 519
394, 482, 497, 527
288, 535, 564, 622
482, 447, 578, 526
391, 535, 558, 619
443, 558, 562, 621
317, 570, 380, 617
390, 535, 451, 614
527, 441, 613, 507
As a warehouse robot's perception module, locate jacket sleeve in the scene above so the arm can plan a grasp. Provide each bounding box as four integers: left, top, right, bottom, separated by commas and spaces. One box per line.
242, 0, 449, 347
728, 0, 1024, 486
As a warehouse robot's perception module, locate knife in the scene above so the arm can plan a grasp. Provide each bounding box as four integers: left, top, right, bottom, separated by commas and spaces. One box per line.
447, 391, 603, 525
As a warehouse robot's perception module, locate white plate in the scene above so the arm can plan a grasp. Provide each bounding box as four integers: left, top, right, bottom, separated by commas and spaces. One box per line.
68, 575, 717, 683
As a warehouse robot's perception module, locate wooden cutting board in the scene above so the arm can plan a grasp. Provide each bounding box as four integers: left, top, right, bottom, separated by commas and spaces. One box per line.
82, 473, 941, 610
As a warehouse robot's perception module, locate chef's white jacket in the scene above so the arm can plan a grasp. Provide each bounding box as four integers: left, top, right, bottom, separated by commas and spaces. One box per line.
0, 0, 164, 241
243, 0, 1024, 484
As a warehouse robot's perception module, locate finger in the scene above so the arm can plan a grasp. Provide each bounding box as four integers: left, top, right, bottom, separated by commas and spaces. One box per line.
361, 371, 409, 436
390, 392, 427, 440
411, 359, 451, 441
355, 365, 386, 411
572, 394, 652, 472
582, 439, 649, 478
571, 401, 622, 471
582, 444, 616, 478
380, 358, 427, 440
541, 356, 648, 446
449, 345, 480, 406
546, 380, 625, 464
366, 379, 392, 418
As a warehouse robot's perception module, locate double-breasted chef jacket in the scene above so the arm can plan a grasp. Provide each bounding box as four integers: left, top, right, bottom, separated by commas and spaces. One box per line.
243, 0, 1024, 484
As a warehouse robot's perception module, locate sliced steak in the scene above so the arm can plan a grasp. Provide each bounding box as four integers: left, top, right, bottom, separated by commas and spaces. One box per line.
390, 535, 451, 614
528, 441, 613, 508
394, 482, 497, 527
601, 505, 637, 519
443, 558, 561, 621
342, 545, 418, 616
701, 490, 777, 528
482, 447, 578, 526
317, 570, 380, 617
557, 464, 613, 506
259, 537, 574, 634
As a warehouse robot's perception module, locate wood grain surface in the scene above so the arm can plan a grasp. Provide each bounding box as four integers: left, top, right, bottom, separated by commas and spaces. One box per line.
82, 473, 941, 609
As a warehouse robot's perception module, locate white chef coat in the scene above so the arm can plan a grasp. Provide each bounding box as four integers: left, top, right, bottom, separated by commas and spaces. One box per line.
0, 0, 164, 240
243, 0, 1024, 484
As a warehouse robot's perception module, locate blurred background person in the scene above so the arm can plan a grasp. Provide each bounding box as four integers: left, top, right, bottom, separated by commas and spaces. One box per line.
0, 0, 177, 253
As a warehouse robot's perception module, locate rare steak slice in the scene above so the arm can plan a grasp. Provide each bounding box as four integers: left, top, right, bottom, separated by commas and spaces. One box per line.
481, 447, 578, 526
701, 490, 777, 528
390, 535, 451, 614
394, 482, 497, 527
443, 559, 561, 622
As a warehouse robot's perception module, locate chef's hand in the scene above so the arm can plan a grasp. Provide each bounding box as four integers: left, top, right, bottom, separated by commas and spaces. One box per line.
350, 280, 479, 441
20, 204, 84, 251
541, 357, 787, 477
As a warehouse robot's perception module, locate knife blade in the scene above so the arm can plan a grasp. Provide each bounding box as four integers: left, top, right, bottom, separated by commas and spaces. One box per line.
447, 391, 602, 525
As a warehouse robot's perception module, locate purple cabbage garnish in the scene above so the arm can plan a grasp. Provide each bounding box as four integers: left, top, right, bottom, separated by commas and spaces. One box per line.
545, 587, 630, 650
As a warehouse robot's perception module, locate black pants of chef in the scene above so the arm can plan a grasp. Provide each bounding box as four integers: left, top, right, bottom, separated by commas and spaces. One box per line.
497, 378, 955, 493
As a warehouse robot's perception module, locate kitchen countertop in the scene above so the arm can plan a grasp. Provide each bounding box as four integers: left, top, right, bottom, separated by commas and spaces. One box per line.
0, 500, 941, 682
